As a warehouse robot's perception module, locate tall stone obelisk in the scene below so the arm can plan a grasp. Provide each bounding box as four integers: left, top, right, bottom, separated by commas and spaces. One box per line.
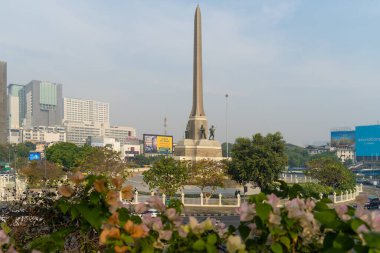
174, 6, 223, 161
188, 5, 208, 140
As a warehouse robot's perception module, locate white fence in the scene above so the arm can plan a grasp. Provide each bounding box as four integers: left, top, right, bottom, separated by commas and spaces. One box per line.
280, 174, 318, 184
129, 191, 241, 207
0, 174, 27, 202
329, 184, 363, 204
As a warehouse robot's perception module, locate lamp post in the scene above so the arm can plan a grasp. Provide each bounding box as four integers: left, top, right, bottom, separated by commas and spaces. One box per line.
225, 94, 229, 158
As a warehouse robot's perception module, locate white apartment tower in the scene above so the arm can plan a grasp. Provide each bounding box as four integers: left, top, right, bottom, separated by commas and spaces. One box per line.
64, 98, 109, 124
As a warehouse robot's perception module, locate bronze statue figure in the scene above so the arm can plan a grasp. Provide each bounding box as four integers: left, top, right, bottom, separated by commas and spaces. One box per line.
200, 125, 207, 139
185, 122, 190, 139
209, 125, 215, 140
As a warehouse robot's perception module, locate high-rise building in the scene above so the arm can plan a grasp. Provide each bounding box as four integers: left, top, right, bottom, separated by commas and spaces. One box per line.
19, 80, 63, 127
63, 121, 137, 146
63, 97, 109, 124
8, 84, 24, 129
0, 61, 7, 143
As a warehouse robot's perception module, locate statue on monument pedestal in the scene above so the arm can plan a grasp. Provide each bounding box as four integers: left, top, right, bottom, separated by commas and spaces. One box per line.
209, 125, 215, 140
185, 122, 190, 139
200, 125, 207, 139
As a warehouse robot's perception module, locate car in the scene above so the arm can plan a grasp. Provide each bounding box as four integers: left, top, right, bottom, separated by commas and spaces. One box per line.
364, 196, 380, 210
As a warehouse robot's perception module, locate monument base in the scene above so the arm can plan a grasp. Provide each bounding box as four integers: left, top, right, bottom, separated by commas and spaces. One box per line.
174, 139, 224, 161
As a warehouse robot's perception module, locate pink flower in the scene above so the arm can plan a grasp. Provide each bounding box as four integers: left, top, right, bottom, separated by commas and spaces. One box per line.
285, 198, 304, 219
135, 203, 147, 214
178, 226, 188, 238
165, 208, 177, 220
159, 230, 173, 241
305, 199, 315, 211
7, 246, 18, 253
0, 230, 10, 245
356, 224, 369, 234
267, 194, 281, 212
370, 211, 380, 232
236, 202, 255, 222
268, 212, 281, 225
142, 215, 163, 231
147, 196, 166, 212
335, 205, 350, 221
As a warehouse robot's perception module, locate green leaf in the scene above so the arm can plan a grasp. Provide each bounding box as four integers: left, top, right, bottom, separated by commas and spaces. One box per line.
314, 210, 340, 229
333, 232, 354, 250
77, 204, 103, 230
206, 244, 217, 253
271, 242, 283, 253
350, 218, 366, 231
238, 225, 251, 240
121, 234, 134, 244
279, 236, 290, 250
207, 233, 217, 245
363, 232, 380, 249
89, 191, 100, 205
0, 223, 11, 234
256, 203, 272, 221
249, 193, 267, 204
58, 200, 70, 214
70, 206, 79, 220
192, 239, 206, 251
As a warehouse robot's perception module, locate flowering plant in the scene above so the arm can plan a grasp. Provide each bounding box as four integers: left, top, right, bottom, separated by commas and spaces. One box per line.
1, 172, 379, 252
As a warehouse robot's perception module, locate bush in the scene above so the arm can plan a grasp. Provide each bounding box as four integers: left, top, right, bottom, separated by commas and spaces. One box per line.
1, 173, 379, 252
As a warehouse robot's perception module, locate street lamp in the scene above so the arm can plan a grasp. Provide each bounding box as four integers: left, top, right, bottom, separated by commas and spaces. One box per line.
225, 94, 229, 158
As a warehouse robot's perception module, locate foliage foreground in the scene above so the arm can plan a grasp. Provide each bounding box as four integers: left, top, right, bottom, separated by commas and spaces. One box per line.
0, 173, 379, 253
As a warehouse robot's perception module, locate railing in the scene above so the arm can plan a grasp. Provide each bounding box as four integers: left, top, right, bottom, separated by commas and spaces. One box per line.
280, 174, 318, 184
329, 184, 363, 204
128, 191, 241, 207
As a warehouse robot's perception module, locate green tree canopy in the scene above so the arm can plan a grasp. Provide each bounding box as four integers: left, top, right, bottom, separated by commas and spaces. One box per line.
45, 142, 80, 169
305, 157, 355, 190
187, 159, 226, 203
142, 157, 189, 196
227, 132, 288, 193
76, 146, 129, 176
285, 143, 310, 168
309, 151, 340, 162
221, 142, 233, 157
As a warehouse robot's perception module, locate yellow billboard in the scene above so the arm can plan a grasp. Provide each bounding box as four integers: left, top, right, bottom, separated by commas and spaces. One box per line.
143, 134, 173, 154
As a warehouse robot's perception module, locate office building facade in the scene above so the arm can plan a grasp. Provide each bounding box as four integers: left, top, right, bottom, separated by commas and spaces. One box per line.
8, 84, 24, 129
19, 80, 63, 128
0, 61, 7, 143
64, 97, 109, 124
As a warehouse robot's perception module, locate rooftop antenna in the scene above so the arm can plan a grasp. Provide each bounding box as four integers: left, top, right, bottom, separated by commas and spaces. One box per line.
164, 117, 167, 135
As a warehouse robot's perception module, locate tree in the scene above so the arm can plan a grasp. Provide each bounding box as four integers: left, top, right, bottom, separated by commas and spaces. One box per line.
285, 143, 310, 168
187, 159, 226, 204
142, 157, 189, 196
309, 151, 340, 162
77, 146, 130, 176
305, 157, 355, 191
45, 142, 80, 169
128, 154, 163, 167
226, 132, 288, 193
19, 160, 65, 187
221, 142, 233, 157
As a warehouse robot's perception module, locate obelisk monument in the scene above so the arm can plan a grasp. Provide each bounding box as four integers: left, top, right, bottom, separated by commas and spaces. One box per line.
174, 6, 223, 161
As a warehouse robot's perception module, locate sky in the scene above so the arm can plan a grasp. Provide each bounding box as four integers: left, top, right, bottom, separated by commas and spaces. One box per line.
1, 0, 380, 146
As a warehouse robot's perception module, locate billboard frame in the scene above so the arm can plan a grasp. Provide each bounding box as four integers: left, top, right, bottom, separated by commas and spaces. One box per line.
143, 134, 173, 155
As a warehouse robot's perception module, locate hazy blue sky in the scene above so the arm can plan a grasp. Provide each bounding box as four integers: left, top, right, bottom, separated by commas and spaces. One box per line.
1, 1, 380, 146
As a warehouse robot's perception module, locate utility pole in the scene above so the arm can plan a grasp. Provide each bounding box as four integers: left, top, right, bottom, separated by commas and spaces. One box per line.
164, 117, 167, 135
225, 94, 229, 158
